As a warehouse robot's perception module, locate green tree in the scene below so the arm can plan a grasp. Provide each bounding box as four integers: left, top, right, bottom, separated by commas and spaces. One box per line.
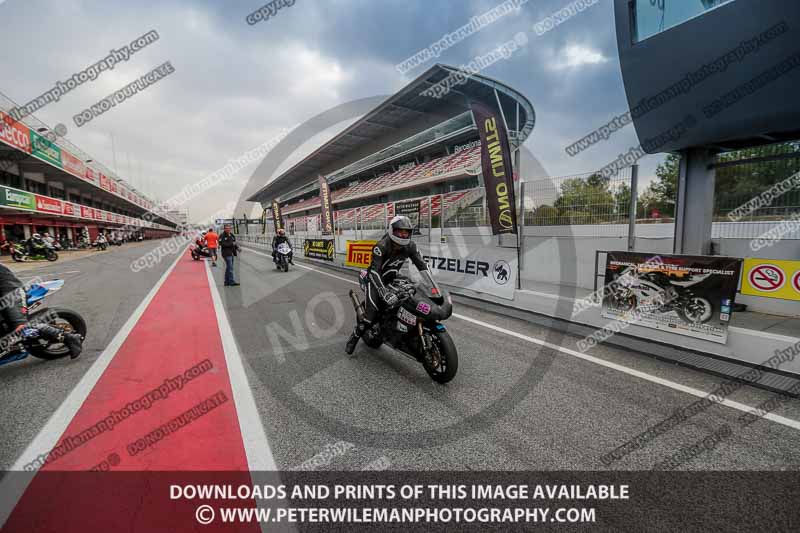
554, 173, 614, 223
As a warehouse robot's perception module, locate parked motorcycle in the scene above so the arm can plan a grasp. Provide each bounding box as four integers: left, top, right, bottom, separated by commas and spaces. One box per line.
0, 279, 87, 366
3, 242, 58, 262
607, 270, 715, 325
348, 271, 458, 383
274, 242, 291, 272
191, 245, 213, 261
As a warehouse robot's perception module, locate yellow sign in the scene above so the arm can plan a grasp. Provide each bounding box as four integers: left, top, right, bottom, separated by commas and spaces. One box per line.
344, 240, 377, 268
741, 258, 800, 301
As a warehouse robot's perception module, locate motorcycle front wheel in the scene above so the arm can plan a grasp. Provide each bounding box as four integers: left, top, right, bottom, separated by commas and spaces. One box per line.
46, 250, 58, 261
422, 330, 458, 384
27, 308, 88, 359
11, 252, 25, 262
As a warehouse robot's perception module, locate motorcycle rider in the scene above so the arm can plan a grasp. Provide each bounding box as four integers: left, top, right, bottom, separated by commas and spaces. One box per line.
0, 263, 83, 358
25, 233, 48, 257
345, 215, 430, 354
272, 228, 293, 265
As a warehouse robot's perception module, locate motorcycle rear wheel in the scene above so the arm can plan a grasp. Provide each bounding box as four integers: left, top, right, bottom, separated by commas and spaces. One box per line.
11, 252, 25, 262
422, 330, 458, 384
27, 308, 88, 359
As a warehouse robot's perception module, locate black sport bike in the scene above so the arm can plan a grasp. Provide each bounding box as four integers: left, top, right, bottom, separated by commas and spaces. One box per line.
349, 269, 458, 383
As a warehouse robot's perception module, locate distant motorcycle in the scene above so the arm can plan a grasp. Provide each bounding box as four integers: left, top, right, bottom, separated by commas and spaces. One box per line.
607, 270, 715, 325
3, 242, 58, 262
191, 245, 213, 261
348, 271, 458, 384
0, 279, 87, 366
274, 242, 291, 272
92, 237, 108, 251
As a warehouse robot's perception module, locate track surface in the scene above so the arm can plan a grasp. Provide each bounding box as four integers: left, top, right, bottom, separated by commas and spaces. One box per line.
1, 241, 800, 477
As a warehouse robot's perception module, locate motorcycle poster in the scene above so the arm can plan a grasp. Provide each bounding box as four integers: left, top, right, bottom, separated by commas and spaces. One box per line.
304, 239, 335, 261
601, 251, 743, 344
393, 199, 422, 235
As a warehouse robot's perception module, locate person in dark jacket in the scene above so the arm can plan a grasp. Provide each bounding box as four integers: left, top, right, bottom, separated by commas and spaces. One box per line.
219, 224, 240, 286
0, 263, 83, 358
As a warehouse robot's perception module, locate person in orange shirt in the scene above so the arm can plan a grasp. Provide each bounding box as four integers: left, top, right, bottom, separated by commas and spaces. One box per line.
204, 227, 219, 266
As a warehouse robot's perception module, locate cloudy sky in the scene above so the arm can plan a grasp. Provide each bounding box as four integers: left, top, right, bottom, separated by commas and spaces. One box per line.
0, 0, 668, 223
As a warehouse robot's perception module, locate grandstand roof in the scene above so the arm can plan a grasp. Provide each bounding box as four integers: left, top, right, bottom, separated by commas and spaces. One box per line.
247, 64, 535, 205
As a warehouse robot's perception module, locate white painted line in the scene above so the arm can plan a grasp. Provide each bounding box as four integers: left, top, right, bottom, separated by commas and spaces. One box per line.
269, 253, 800, 433
0, 247, 188, 529
19, 271, 81, 280
729, 326, 800, 343
205, 261, 278, 471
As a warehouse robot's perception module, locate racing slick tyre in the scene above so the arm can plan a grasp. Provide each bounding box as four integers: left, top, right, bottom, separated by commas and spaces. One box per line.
46, 250, 58, 261
422, 330, 458, 384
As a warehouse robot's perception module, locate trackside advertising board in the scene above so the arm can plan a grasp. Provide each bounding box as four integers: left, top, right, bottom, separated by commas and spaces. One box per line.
318, 175, 334, 235
304, 239, 335, 261
741, 258, 800, 301
415, 243, 518, 300
345, 240, 377, 268
0, 187, 35, 210
601, 251, 742, 344
29, 130, 62, 168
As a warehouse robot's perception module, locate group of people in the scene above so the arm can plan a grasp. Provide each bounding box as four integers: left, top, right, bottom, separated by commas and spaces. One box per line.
194, 225, 241, 286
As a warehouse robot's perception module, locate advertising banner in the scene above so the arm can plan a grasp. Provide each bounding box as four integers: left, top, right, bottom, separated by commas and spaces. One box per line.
471, 100, 517, 235
394, 199, 422, 235
61, 150, 87, 180
99, 174, 111, 190
318, 175, 334, 235
414, 242, 518, 300
81, 206, 93, 219
601, 252, 742, 344
345, 240, 378, 268
271, 199, 283, 230
85, 167, 98, 183
0, 186, 36, 210
304, 239, 335, 261
35, 195, 64, 215
0, 112, 32, 153
29, 130, 62, 168
741, 258, 800, 302
63, 202, 78, 216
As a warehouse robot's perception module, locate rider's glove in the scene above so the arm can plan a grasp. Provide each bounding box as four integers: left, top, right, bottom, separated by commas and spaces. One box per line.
383, 291, 399, 307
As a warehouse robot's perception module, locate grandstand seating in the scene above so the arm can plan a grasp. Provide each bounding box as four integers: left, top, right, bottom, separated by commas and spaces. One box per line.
282, 145, 482, 217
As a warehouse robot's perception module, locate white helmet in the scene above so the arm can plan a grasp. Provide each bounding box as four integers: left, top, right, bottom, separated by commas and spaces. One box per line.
387, 215, 413, 246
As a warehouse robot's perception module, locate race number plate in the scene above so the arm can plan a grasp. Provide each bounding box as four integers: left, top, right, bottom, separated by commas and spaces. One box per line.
397, 306, 417, 325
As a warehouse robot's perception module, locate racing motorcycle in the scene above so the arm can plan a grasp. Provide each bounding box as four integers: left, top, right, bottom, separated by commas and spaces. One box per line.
274, 242, 291, 272
607, 270, 715, 325
191, 245, 213, 261
0, 280, 87, 367
3, 242, 58, 262
92, 236, 108, 251
348, 270, 458, 383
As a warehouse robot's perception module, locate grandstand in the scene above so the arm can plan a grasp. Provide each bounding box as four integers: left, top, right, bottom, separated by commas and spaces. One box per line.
247, 64, 534, 238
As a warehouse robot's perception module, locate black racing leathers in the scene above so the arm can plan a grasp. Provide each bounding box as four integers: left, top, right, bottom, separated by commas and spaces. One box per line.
362, 234, 428, 324
0, 264, 25, 328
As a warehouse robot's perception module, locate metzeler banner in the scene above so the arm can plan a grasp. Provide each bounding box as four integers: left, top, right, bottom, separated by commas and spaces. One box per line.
471, 100, 517, 235
318, 175, 334, 235
394, 199, 421, 235
271, 200, 283, 230
601, 251, 743, 344
414, 242, 518, 300
304, 239, 335, 261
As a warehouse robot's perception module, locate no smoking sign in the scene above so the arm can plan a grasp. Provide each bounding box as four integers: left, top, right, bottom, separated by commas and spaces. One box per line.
748, 264, 785, 292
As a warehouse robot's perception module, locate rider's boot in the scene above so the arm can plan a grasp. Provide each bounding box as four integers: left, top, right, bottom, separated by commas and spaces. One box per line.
35, 325, 84, 359
345, 321, 368, 355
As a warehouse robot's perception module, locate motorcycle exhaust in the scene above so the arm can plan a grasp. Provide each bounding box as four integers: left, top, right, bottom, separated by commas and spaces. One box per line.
348, 289, 365, 322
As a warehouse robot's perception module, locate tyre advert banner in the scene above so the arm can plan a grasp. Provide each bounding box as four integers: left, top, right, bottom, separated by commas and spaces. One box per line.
741, 258, 800, 302
304, 239, 335, 261
345, 240, 377, 268
414, 243, 518, 301
318, 175, 334, 235
601, 252, 743, 345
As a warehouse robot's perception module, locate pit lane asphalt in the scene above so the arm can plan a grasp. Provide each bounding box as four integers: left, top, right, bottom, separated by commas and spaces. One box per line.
0, 241, 179, 471
223, 245, 800, 472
